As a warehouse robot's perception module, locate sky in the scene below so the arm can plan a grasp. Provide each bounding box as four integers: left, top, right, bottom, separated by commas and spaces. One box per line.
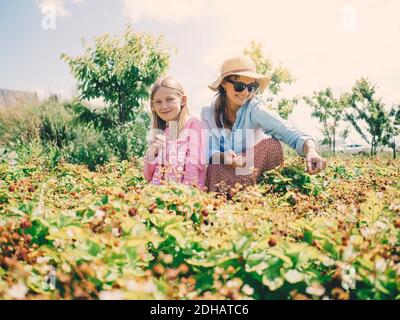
1, 0, 399, 144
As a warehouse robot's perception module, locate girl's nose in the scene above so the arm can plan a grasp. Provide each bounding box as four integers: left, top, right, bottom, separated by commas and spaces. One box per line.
159, 101, 168, 109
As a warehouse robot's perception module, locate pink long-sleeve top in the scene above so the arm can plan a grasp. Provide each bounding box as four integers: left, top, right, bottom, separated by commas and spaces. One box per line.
143, 117, 206, 189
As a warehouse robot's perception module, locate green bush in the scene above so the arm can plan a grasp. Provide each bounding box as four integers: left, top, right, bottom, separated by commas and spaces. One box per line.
36, 102, 76, 148
0, 104, 41, 145
0, 101, 76, 147
104, 112, 150, 160
63, 124, 114, 171
1, 100, 151, 170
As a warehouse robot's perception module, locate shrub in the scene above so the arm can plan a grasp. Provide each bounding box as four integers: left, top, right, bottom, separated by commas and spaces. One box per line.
0, 104, 41, 145
104, 111, 150, 160
63, 124, 114, 171
35, 102, 76, 148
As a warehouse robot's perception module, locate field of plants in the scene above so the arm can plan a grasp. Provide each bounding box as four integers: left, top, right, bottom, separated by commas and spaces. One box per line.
0, 146, 399, 300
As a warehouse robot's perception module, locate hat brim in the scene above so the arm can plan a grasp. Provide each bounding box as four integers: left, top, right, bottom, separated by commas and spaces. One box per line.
209, 71, 271, 92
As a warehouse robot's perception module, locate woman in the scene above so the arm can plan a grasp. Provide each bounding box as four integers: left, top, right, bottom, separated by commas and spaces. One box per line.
201, 55, 326, 193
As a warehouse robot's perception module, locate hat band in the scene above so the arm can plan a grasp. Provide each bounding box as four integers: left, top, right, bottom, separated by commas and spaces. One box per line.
221, 68, 257, 78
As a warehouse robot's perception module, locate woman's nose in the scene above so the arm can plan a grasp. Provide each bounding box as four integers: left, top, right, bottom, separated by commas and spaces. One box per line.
239, 88, 250, 96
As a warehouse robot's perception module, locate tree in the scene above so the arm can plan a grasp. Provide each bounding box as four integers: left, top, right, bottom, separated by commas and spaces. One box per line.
343, 78, 390, 156
60, 25, 172, 160
244, 41, 297, 119
276, 97, 299, 120
61, 25, 171, 126
382, 106, 400, 159
303, 88, 346, 155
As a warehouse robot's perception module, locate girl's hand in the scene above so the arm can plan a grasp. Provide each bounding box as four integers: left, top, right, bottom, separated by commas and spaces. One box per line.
305, 148, 327, 174
146, 134, 166, 161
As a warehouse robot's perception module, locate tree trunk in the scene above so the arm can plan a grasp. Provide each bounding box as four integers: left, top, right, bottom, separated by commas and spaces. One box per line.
118, 94, 127, 125
332, 132, 336, 156
327, 134, 332, 155
371, 138, 375, 156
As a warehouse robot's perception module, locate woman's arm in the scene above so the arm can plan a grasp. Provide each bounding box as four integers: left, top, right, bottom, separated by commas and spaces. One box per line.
250, 102, 315, 157
302, 139, 319, 154
201, 107, 224, 164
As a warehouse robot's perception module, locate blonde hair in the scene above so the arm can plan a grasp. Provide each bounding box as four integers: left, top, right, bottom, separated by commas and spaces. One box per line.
150, 76, 189, 140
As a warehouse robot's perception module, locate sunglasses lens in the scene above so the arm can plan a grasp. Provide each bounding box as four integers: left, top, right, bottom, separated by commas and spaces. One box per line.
248, 83, 258, 92
233, 82, 246, 92
228, 79, 259, 93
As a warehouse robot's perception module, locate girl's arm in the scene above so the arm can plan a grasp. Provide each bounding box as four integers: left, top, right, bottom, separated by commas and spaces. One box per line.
143, 148, 158, 182
182, 118, 206, 188
143, 133, 167, 182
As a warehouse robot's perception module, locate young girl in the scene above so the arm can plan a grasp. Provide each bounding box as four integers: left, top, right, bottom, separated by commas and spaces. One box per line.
143, 76, 206, 189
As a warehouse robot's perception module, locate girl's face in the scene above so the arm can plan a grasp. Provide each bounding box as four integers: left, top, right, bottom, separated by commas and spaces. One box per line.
152, 86, 186, 122
222, 75, 257, 109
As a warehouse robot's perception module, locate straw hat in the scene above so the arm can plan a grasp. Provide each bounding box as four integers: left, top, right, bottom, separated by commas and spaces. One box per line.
208, 55, 271, 92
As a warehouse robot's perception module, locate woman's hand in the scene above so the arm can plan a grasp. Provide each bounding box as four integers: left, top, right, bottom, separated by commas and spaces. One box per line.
302, 139, 327, 174
225, 150, 246, 168
146, 134, 166, 161
305, 148, 327, 174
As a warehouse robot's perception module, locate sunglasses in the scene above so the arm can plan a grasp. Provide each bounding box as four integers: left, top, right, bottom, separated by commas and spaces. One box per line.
225, 78, 259, 93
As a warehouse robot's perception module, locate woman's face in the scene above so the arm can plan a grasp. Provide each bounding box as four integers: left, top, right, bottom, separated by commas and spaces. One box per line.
152, 86, 186, 122
222, 75, 257, 109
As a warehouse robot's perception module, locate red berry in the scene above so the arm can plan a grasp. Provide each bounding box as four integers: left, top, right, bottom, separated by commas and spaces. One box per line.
28, 186, 36, 192
8, 185, 15, 192
179, 264, 189, 274
268, 237, 277, 247
128, 208, 138, 217
21, 219, 32, 230
227, 190, 236, 199
148, 203, 157, 213
153, 264, 165, 275
201, 209, 209, 217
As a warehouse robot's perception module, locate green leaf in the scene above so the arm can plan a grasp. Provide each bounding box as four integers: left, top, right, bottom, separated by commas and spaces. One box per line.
303, 230, 313, 244
88, 240, 101, 256
284, 269, 305, 284
234, 235, 252, 254
101, 194, 109, 205
24, 219, 50, 245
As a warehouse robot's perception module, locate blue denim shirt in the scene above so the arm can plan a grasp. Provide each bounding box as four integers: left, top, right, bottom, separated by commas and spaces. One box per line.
201, 97, 314, 163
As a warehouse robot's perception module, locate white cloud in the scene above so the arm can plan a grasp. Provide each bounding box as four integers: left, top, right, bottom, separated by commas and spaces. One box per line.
200, 0, 400, 99
178, 0, 399, 144
123, 0, 208, 23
